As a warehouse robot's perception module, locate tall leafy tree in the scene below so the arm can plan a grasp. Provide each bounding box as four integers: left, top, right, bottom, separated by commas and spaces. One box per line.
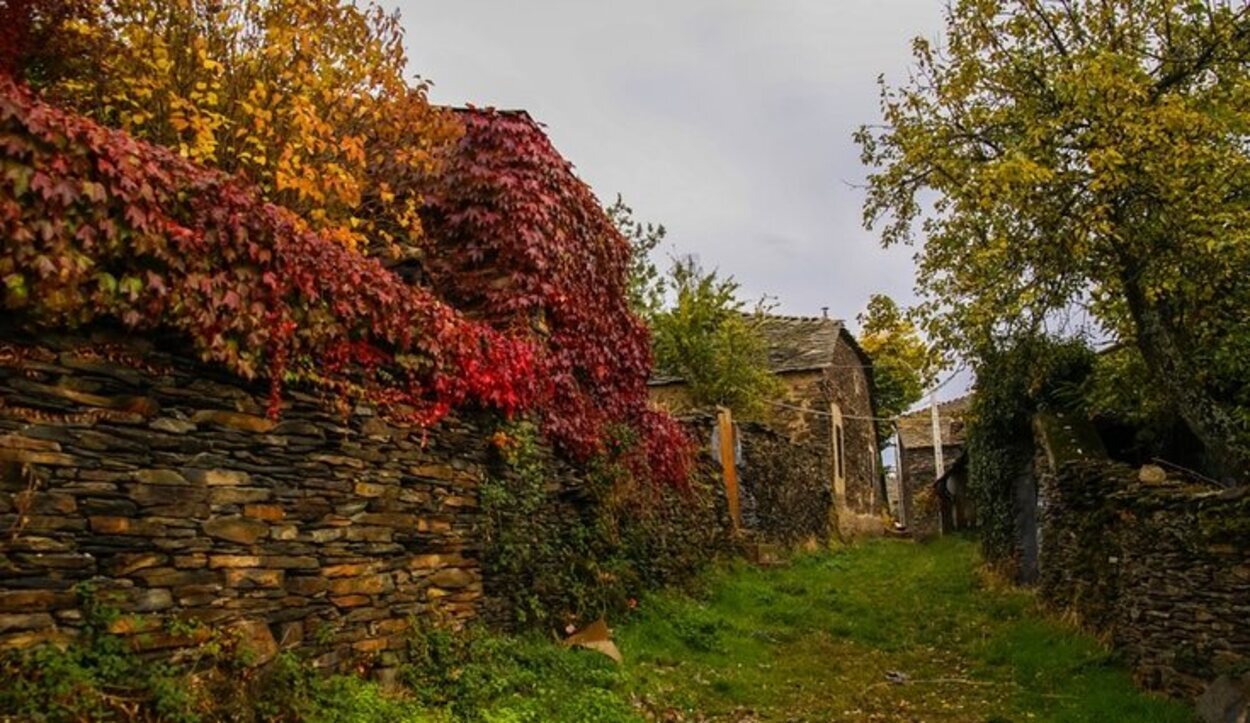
858, 0, 1250, 478
650, 259, 782, 418
857, 294, 939, 448
10, 0, 460, 252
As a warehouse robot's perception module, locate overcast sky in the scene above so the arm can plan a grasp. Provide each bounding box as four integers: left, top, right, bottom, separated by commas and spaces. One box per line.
393, 1, 968, 407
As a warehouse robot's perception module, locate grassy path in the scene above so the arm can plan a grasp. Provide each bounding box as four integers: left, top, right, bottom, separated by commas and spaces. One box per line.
606, 537, 1193, 722
278, 537, 1194, 721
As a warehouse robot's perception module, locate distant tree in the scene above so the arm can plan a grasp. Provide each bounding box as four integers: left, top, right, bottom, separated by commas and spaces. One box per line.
607, 195, 668, 321
858, 0, 1250, 479
857, 294, 939, 448
650, 259, 782, 417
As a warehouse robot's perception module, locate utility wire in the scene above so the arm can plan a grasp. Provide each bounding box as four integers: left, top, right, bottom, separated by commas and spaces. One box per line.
762, 399, 897, 422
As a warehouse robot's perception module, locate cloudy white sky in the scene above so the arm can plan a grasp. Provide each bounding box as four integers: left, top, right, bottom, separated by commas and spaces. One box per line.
395, 0, 945, 316
393, 1, 969, 407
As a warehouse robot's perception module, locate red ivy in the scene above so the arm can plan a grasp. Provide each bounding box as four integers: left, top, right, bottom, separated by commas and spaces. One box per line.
0, 76, 540, 426
422, 110, 684, 471
0, 79, 691, 486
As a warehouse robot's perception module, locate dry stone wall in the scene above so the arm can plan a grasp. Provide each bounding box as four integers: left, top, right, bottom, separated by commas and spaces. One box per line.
0, 329, 501, 672
1040, 460, 1250, 696
737, 420, 831, 546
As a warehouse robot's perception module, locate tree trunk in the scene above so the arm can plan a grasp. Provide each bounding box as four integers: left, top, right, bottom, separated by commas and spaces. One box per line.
1120, 268, 1247, 484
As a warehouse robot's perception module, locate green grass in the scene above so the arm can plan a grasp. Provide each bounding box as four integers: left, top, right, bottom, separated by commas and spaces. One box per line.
603, 536, 1194, 722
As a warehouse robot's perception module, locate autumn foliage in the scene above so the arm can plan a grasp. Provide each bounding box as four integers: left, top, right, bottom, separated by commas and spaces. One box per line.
20, 0, 460, 252
0, 76, 692, 484
422, 110, 661, 457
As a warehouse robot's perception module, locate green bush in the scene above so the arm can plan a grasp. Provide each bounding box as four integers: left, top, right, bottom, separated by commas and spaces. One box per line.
967, 336, 1094, 565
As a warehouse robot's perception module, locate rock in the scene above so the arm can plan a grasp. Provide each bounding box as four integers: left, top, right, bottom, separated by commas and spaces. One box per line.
130, 483, 206, 506
270, 525, 298, 541
150, 418, 197, 435
0, 613, 54, 632
1139, 464, 1168, 485
0, 449, 76, 466
0, 434, 61, 452
321, 562, 377, 578
104, 553, 168, 576
264, 556, 318, 570
133, 469, 189, 486
88, 516, 165, 536
191, 410, 277, 434
0, 590, 75, 611
311, 454, 366, 469
353, 482, 387, 498
329, 574, 391, 596
224, 568, 284, 589
210, 487, 271, 505
125, 589, 174, 612
243, 504, 284, 522
59, 353, 145, 385
428, 568, 475, 589
230, 619, 279, 666
285, 577, 328, 596
1196, 674, 1250, 723
358, 513, 421, 529
203, 517, 269, 545
183, 468, 250, 486
208, 555, 263, 569
329, 595, 370, 608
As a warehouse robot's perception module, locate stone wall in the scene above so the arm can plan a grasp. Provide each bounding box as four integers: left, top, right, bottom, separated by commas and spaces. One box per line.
1040, 460, 1250, 696
737, 421, 830, 547
0, 330, 497, 673
770, 368, 878, 518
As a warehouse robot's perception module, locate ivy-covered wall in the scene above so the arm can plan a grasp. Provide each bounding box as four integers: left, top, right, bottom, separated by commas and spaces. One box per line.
1040, 460, 1250, 696
479, 421, 733, 627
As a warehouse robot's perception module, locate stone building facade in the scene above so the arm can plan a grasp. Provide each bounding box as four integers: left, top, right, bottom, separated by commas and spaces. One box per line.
649, 315, 882, 537
896, 395, 970, 537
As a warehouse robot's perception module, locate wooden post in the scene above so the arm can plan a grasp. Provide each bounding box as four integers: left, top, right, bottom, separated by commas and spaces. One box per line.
716, 406, 741, 533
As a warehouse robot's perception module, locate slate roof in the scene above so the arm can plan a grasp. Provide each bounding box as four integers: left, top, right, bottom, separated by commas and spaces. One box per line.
757, 315, 846, 373
650, 313, 869, 385
897, 394, 972, 449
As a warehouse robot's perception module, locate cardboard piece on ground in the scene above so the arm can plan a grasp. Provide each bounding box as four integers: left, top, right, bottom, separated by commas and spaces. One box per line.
562, 617, 622, 663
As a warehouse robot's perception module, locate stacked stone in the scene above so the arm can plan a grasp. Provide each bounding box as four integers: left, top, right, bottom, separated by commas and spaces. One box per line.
0, 331, 488, 677
737, 421, 831, 547
1110, 481, 1250, 695
1039, 459, 1250, 697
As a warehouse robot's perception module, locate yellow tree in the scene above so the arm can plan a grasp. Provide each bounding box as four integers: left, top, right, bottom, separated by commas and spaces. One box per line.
21, 0, 460, 252
857, 294, 939, 448
858, 0, 1250, 479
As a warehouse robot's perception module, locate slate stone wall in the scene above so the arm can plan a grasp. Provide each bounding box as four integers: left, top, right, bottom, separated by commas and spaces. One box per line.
1040, 460, 1250, 696
0, 330, 499, 674
738, 421, 831, 547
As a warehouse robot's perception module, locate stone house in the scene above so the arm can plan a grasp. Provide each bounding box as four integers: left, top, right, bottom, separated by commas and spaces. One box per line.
896, 394, 971, 538
649, 314, 883, 535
